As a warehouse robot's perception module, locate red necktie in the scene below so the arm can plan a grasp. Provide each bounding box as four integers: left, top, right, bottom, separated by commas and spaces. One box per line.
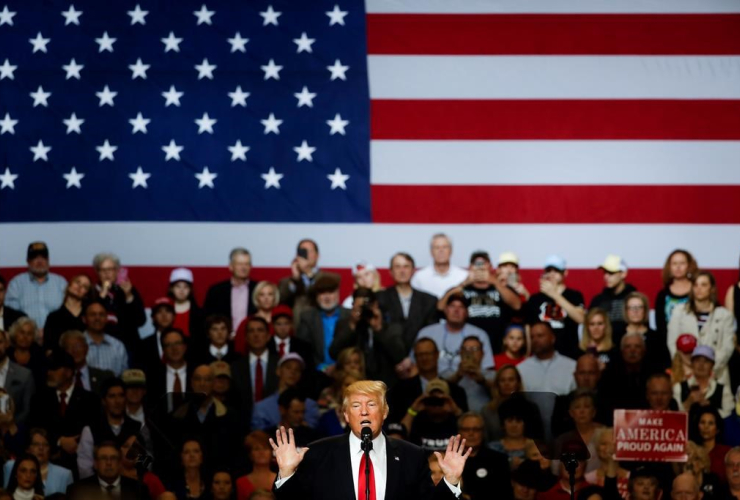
173, 372, 182, 393
75, 370, 83, 389
278, 341, 286, 358
358, 453, 376, 500
59, 392, 68, 417
254, 358, 264, 402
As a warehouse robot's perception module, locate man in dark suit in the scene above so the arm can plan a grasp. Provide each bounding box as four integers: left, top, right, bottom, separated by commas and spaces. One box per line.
67, 441, 141, 500
270, 380, 471, 500
61, 330, 114, 396
0, 275, 25, 332
29, 350, 101, 477
0, 329, 34, 425
146, 328, 194, 403
296, 273, 350, 369
138, 297, 176, 372
231, 317, 279, 428
271, 305, 321, 397
377, 252, 439, 352
203, 247, 257, 335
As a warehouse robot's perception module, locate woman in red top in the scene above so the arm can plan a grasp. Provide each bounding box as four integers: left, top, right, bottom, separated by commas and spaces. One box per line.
236, 431, 276, 500
168, 267, 205, 343
690, 406, 731, 483
493, 325, 528, 367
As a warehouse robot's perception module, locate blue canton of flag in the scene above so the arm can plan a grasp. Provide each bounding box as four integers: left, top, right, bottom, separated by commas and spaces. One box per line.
0, 0, 370, 222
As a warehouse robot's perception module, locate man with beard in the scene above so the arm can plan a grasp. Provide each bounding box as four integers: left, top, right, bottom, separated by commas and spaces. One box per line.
0, 329, 34, 425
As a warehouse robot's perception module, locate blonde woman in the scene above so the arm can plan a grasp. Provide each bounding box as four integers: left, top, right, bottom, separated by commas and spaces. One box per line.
252, 281, 280, 324
578, 308, 616, 371
341, 262, 382, 309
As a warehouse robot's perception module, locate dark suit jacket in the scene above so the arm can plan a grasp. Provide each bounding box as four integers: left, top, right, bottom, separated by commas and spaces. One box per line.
136, 332, 164, 372
1, 305, 25, 331
146, 363, 195, 403
273, 433, 458, 500
203, 279, 257, 320
67, 474, 142, 500
296, 307, 351, 367
97, 284, 146, 353
230, 352, 279, 429
4, 360, 34, 425
377, 287, 439, 351
87, 366, 115, 396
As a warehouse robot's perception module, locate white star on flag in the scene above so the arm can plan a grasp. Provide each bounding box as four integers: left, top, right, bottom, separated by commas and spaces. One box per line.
96, 139, 117, 161
0, 113, 18, 135
0, 59, 17, 80
326, 5, 348, 26
128, 112, 150, 134
127, 4, 148, 25
129, 167, 151, 189
29, 32, 51, 53
195, 112, 217, 134
95, 32, 116, 52
162, 86, 183, 107
195, 58, 216, 80
61, 5, 82, 26
227, 32, 249, 53
228, 140, 249, 161
62, 58, 84, 80
261, 167, 283, 189
261, 59, 282, 80
195, 167, 217, 188
162, 140, 184, 161
63, 167, 84, 189
96, 85, 117, 106
260, 113, 283, 135
194, 5, 215, 25
0, 6, 16, 26
293, 32, 315, 53
260, 5, 281, 26
327, 168, 350, 190
327, 113, 349, 135
129, 58, 150, 79
63, 113, 84, 134
30, 140, 51, 162
29, 86, 51, 107
294, 86, 317, 108
161, 32, 183, 53
228, 86, 250, 107
327, 59, 349, 80
293, 141, 316, 162
0, 167, 18, 189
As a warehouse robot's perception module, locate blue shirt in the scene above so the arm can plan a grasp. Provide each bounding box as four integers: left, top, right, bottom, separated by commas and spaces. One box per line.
321, 309, 340, 366
250, 392, 320, 431
5, 271, 66, 328
84, 331, 129, 376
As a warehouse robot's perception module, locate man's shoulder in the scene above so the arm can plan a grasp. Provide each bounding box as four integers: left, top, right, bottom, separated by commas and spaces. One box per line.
462, 323, 488, 338
206, 280, 231, 293
299, 307, 320, 322
103, 333, 126, 348
48, 272, 67, 284
552, 352, 577, 369
417, 323, 443, 337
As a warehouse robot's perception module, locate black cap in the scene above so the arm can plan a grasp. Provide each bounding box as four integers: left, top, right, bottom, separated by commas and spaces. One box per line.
47, 350, 75, 371
446, 293, 467, 308
27, 242, 49, 260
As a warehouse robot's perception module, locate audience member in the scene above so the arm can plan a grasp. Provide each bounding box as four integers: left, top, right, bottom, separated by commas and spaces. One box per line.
671, 334, 698, 386
590, 255, 636, 333
565, 389, 606, 473
656, 250, 697, 339
403, 378, 462, 452
412, 294, 494, 380
7, 318, 46, 389
584, 428, 630, 498
552, 354, 612, 436
624, 292, 670, 372
725, 447, 740, 500
67, 441, 140, 500
210, 469, 236, 500
725, 255, 740, 322
6, 454, 44, 500
0, 329, 34, 425
428, 453, 444, 486
121, 369, 154, 457
671, 473, 702, 500
482, 365, 523, 440
82, 300, 129, 376
645, 373, 678, 411
168, 267, 205, 342
377, 252, 438, 353
341, 261, 381, 309
410, 233, 468, 299
689, 406, 731, 483
679, 443, 721, 500
147, 329, 192, 402
252, 281, 280, 325
539, 459, 590, 500
496, 252, 531, 302
269, 306, 313, 370
295, 273, 348, 370
92, 252, 146, 352
668, 271, 735, 384
675, 346, 734, 418
525, 255, 585, 359
60, 330, 114, 396
457, 412, 512, 500
266, 389, 319, 448
119, 433, 166, 500
511, 459, 550, 500
317, 369, 363, 437
42, 274, 92, 355
0, 276, 25, 335
488, 397, 531, 467
5, 242, 66, 330
444, 336, 493, 413
199, 315, 240, 365
278, 239, 322, 323
579, 308, 618, 371
139, 297, 177, 371
2, 429, 73, 496
599, 333, 658, 411
210, 361, 234, 407
494, 325, 528, 368
165, 439, 208, 500
204, 248, 257, 335
518, 322, 576, 395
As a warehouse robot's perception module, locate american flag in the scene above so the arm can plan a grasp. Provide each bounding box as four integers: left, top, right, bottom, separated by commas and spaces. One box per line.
1, 0, 740, 304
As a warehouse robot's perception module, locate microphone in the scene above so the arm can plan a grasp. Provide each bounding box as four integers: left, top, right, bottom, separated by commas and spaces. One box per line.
361, 426, 373, 452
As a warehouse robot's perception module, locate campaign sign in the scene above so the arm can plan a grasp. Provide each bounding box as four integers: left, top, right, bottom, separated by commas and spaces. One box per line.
614, 410, 688, 462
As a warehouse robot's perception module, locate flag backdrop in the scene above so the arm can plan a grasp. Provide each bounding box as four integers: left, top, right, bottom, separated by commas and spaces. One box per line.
1, 0, 740, 306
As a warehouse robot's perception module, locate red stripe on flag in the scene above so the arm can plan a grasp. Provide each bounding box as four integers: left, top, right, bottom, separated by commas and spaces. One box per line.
371, 185, 740, 224
371, 100, 740, 140
366, 14, 740, 55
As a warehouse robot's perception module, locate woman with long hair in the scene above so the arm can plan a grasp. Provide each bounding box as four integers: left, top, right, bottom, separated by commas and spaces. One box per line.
6, 454, 43, 500
494, 325, 528, 367
655, 249, 698, 337
167, 438, 208, 500
2, 429, 72, 496
482, 365, 523, 440
689, 406, 731, 483
667, 271, 734, 384
341, 262, 382, 309
235, 431, 276, 500
584, 428, 630, 499
578, 309, 617, 371
624, 292, 670, 371
168, 268, 205, 342
42, 273, 93, 355
209, 468, 236, 500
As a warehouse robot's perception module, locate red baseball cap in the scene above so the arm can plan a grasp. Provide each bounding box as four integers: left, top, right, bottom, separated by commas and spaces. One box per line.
676, 334, 697, 355
152, 296, 175, 311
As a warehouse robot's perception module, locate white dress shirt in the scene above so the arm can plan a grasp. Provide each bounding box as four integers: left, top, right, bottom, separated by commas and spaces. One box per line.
57, 384, 74, 405
166, 364, 187, 393
273, 336, 291, 354
249, 351, 269, 400
98, 475, 121, 496
209, 344, 229, 360
410, 265, 468, 299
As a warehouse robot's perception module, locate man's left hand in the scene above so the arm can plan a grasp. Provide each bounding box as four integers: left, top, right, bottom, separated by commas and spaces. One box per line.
435, 434, 472, 486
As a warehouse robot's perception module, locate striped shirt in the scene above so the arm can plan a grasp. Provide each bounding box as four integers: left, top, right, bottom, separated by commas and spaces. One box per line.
84, 331, 128, 376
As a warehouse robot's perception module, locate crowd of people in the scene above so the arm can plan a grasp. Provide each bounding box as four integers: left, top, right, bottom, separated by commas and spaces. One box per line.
0, 235, 739, 500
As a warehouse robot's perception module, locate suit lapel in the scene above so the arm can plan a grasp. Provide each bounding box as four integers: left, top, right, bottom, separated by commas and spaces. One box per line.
390, 289, 404, 320
385, 436, 401, 500
338, 433, 356, 499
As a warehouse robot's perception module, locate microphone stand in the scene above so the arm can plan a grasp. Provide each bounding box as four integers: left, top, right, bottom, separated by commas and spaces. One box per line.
361, 429, 373, 500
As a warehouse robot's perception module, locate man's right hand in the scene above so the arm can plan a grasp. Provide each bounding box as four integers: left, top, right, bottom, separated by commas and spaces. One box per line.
269, 426, 309, 479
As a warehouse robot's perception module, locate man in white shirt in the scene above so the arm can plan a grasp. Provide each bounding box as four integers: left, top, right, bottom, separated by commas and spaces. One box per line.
270, 380, 471, 499
411, 234, 468, 299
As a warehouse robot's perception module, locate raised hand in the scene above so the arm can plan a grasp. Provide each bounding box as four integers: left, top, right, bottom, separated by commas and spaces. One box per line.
434, 434, 472, 486
269, 426, 309, 478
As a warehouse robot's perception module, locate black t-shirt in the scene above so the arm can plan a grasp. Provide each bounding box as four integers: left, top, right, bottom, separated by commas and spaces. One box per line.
461, 284, 514, 353
462, 447, 514, 500
408, 413, 458, 451
525, 288, 584, 359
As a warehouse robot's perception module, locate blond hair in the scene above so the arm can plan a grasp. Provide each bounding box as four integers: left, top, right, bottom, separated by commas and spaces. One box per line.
342, 380, 388, 415
579, 308, 614, 352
